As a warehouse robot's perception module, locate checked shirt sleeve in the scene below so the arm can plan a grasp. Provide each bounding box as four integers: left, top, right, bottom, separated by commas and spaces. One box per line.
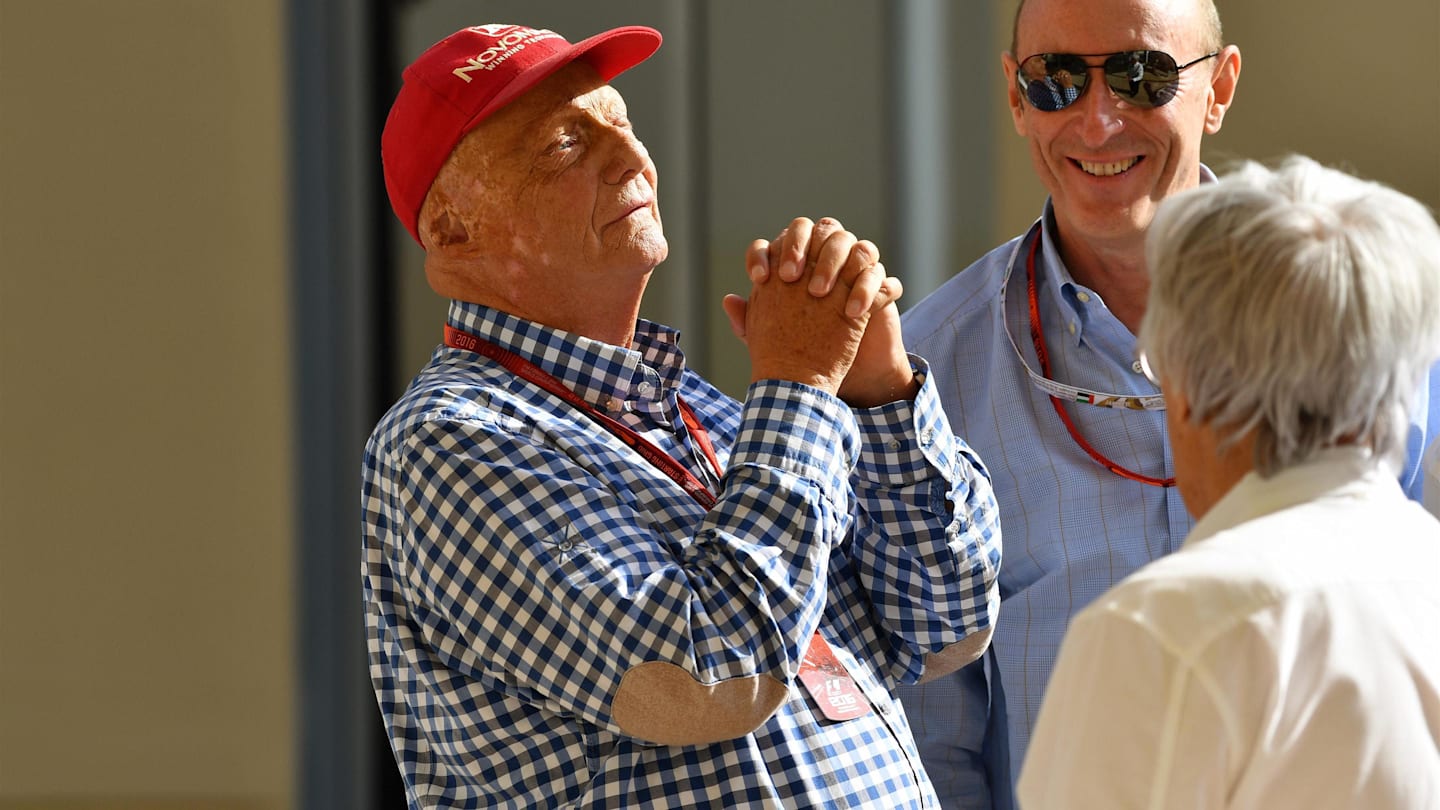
370, 377, 862, 743
846, 356, 1002, 685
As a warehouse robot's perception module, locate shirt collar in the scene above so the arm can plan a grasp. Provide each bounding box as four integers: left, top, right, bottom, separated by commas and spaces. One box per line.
1034, 205, 1088, 348
1033, 163, 1220, 347
1183, 446, 1400, 549
444, 300, 690, 411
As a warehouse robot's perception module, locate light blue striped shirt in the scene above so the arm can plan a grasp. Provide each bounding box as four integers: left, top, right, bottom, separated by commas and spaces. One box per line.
897, 194, 1440, 809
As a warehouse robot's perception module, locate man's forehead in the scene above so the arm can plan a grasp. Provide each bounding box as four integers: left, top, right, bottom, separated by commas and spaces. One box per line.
443, 63, 636, 180
545, 82, 628, 123
1017, 0, 1199, 52
501, 64, 622, 129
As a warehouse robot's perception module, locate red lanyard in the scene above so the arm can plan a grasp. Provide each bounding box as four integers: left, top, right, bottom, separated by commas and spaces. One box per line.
1025, 239, 1176, 488
444, 325, 722, 508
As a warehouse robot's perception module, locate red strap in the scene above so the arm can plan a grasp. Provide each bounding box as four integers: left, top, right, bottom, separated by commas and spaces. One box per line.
444, 325, 720, 507
677, 399, 724, 483
1024, 240, 1176, 488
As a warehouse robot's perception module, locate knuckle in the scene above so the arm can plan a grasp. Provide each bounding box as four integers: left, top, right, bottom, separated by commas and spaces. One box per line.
816, 220, 850, 244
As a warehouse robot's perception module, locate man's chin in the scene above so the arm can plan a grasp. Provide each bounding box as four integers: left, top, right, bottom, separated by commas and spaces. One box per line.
643, 241, 669, 268
619, 231, 668, 269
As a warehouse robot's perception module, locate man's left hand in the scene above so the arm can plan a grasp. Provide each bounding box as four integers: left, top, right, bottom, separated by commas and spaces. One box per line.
726, 217, 918, 407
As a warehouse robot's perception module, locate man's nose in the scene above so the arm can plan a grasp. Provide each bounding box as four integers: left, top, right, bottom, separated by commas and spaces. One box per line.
603, 127, 651, 185
1073, 67, 1127, 147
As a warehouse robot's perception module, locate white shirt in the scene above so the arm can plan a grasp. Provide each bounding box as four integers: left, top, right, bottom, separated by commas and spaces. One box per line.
1017, 448, 1440, 809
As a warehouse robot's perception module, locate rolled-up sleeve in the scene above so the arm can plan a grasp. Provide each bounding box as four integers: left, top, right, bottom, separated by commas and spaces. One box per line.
847, 356, 1003, 685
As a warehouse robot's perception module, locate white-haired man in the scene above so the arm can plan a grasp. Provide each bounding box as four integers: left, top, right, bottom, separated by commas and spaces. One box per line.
1019, 155, 1440, 807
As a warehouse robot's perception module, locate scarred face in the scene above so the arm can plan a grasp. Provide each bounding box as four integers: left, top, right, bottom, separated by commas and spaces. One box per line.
1003, 0, 1239, 255
421, 61, 667, 288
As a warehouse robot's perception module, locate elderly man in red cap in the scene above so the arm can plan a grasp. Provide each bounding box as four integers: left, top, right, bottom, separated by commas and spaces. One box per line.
361, 23, 1001, 808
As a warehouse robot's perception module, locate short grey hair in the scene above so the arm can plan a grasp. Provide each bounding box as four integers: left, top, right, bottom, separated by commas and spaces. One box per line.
1139, 155, 1440, 476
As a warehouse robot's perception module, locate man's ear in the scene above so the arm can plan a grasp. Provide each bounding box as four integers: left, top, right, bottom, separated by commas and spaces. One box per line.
429, 209, 471, 248
1002, 51, 1027, 136
420, 190, 471, 249
1204, 45, 1242, 134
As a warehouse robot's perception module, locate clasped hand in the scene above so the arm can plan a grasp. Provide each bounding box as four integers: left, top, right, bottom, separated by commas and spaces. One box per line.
722, 217, 918, 407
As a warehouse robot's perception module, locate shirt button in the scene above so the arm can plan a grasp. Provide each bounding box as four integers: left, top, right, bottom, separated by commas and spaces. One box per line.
1132, 360, 1145, 374
1068, 322, 1077, 335
1076, 291, 1091, 303
889, 439, 902, 450
920, 429, 934, 446
637, 381, 653, 395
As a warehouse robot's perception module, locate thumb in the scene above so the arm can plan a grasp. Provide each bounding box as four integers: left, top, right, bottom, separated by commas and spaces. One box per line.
721, 294, 749, 342
875, 276, 904, 311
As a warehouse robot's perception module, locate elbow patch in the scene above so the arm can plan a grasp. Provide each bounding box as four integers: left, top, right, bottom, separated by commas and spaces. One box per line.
917, 625, 995, 685
611, 661, 789, 746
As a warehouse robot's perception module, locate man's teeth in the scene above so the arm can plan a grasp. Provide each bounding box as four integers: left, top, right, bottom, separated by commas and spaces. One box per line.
1079, 157, 1139, 176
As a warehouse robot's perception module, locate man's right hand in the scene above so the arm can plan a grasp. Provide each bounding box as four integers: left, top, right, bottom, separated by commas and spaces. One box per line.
722, 217, 890, 396
724, 217, 908, 401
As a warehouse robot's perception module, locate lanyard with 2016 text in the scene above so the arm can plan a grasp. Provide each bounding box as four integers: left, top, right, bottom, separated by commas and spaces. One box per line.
444, 325, 723, 509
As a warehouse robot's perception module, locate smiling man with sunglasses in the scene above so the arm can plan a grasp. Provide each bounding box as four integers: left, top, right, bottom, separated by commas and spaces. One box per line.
897, 0, 1440, 808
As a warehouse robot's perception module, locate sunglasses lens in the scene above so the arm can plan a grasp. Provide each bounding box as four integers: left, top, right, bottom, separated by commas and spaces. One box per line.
1020, 50, 1198, 111
1019, 54, 1089, 111
1103, 50, 1181, 108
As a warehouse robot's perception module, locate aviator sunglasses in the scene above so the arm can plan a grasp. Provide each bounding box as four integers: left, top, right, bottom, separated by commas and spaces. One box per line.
1017, 50, 1219, 111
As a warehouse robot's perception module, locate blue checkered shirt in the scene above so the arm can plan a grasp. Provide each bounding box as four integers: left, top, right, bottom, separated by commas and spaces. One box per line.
362, 300, 1002, 808
897, 190, 1440, 809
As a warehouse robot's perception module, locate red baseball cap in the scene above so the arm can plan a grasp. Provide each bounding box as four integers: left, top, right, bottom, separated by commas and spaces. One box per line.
381, 24, 663, 246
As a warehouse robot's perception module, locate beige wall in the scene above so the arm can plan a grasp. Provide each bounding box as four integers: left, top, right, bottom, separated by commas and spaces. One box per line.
0, 1, 293, 808
1216, 1, 1439, 211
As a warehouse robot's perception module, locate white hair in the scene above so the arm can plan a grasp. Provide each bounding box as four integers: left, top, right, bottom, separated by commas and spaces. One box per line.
1139, 155, 1440, 476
